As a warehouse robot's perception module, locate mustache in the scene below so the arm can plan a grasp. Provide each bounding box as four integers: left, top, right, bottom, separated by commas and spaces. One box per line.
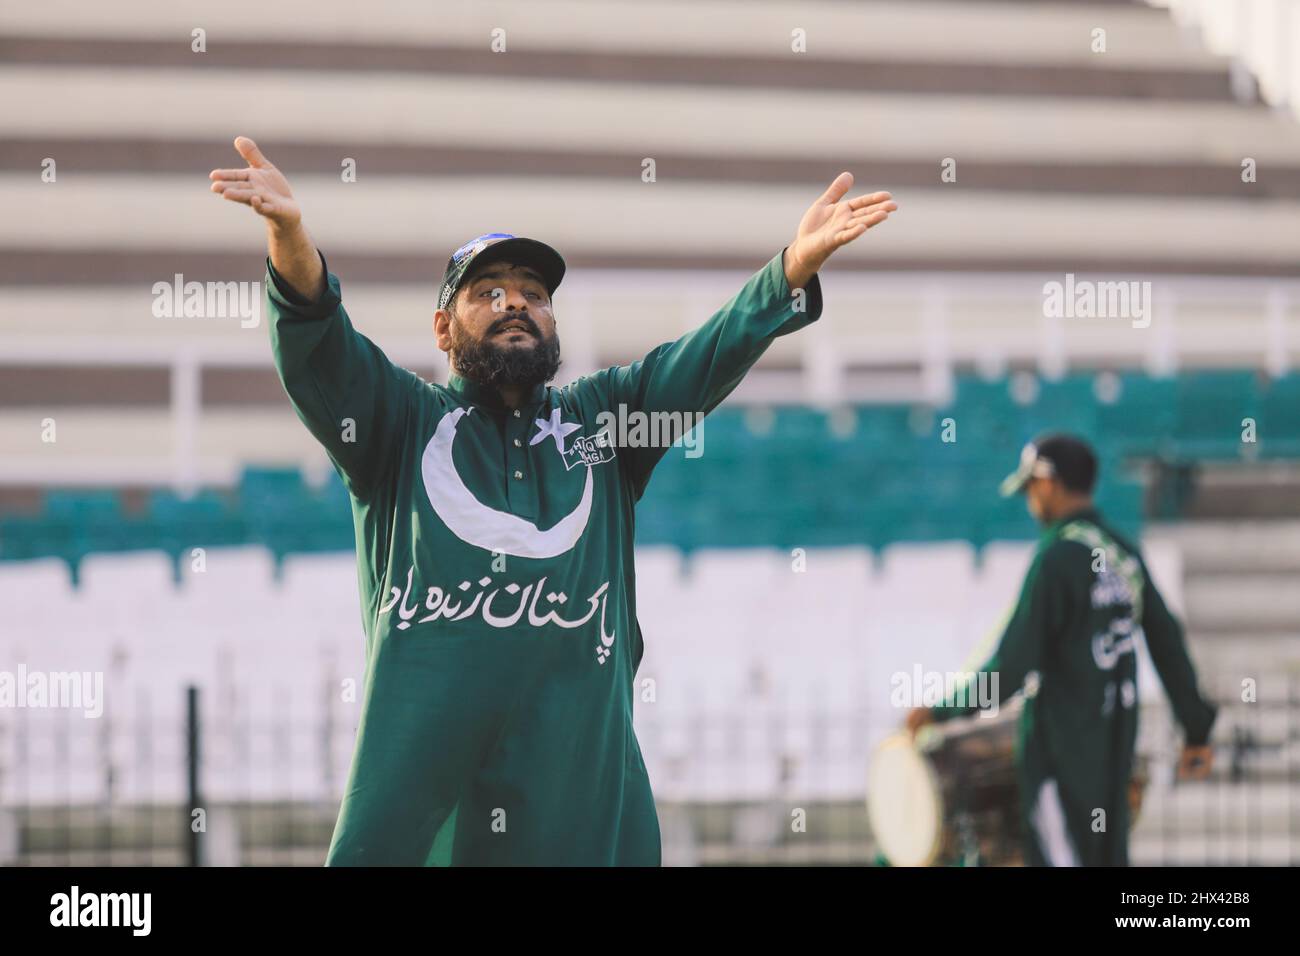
487, 313, 541, 337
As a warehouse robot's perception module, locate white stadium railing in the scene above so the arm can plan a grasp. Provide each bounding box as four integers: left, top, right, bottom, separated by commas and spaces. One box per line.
2, 270, 1298, 490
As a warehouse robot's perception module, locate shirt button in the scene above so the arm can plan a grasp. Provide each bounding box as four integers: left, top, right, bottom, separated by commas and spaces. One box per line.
514, 470, 524, 480
513, 409, 521, 418
513, 438, 522, 448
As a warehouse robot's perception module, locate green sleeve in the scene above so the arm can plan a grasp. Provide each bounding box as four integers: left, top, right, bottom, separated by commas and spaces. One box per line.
1140, 568, 1217, 746
931, 543, 1077, 722
600, 247, 823, 496
265, 252, 421, 500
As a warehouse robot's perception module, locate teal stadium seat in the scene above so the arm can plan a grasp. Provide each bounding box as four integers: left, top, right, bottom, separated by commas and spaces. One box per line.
942, 377, 1019, 454
771, 405, 832, 444
44, 489, 127, 564
1023, 374, 1101, 444
852, 404, 921, 460
1096, 480, 1146, 539
308, 471, 356, 551
148, 489, 245, 569
240, 467, 331, 559
691, 407, 752, 456
0, 515, 65, 563
22, 372, 1278, 565
1259, 373, 1300, 459
1172, 370, 1259, 461
1097, 373, 1177, 458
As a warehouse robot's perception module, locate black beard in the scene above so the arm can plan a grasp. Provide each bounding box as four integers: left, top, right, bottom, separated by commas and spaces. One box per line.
450, 315, 562, 390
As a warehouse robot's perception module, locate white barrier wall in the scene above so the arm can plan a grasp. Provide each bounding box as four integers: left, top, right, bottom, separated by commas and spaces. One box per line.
0, 540, 1194, 805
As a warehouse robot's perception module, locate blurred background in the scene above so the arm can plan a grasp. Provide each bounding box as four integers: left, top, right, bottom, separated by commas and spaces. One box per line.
0, 0, 1298, 865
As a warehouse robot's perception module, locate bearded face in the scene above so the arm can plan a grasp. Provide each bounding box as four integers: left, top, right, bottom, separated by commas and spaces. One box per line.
439, 260, 562, 389
448, 306, 562, 389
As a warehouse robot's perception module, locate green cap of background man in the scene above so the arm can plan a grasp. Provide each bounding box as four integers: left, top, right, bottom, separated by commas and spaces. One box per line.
1000, 433, 1099, 497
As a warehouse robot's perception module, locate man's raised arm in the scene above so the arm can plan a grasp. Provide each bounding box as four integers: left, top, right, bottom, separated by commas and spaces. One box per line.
910, 542, 1075, 733
210, 136, 418, 500
602, 172, 897, 494
212, 136, 322, 299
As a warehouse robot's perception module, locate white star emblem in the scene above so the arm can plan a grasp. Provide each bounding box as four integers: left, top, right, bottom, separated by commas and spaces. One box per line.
530, 407, 581, 455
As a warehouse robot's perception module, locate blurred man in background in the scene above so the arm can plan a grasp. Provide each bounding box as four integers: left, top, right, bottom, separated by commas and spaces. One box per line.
908, 434, 1216, 866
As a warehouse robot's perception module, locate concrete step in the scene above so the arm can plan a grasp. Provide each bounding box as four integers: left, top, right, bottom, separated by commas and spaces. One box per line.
1146, 520, 1300, 574
1186, 633, 1300, 676
1184, 574, 1300, 632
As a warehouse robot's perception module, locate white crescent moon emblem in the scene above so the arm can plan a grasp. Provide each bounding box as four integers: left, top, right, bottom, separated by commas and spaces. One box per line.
421, 407, 593, 558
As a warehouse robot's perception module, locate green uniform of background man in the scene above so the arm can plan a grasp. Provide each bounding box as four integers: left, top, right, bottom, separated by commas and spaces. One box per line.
908, 434, 1217, 866
210, 136, 897, 865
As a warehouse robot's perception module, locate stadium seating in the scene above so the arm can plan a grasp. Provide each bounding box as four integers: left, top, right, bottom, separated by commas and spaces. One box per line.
7, 367, 1295, 571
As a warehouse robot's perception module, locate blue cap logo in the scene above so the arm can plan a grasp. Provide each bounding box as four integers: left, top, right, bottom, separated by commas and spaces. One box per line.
451, 232, 515, 265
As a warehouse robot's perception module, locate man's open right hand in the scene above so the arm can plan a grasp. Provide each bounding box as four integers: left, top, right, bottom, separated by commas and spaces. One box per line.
209, 136, 302, 231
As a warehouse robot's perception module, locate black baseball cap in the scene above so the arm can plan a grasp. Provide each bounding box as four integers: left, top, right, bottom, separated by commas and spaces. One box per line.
1000, 433, 1099, 497
436, 233, 566, 312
